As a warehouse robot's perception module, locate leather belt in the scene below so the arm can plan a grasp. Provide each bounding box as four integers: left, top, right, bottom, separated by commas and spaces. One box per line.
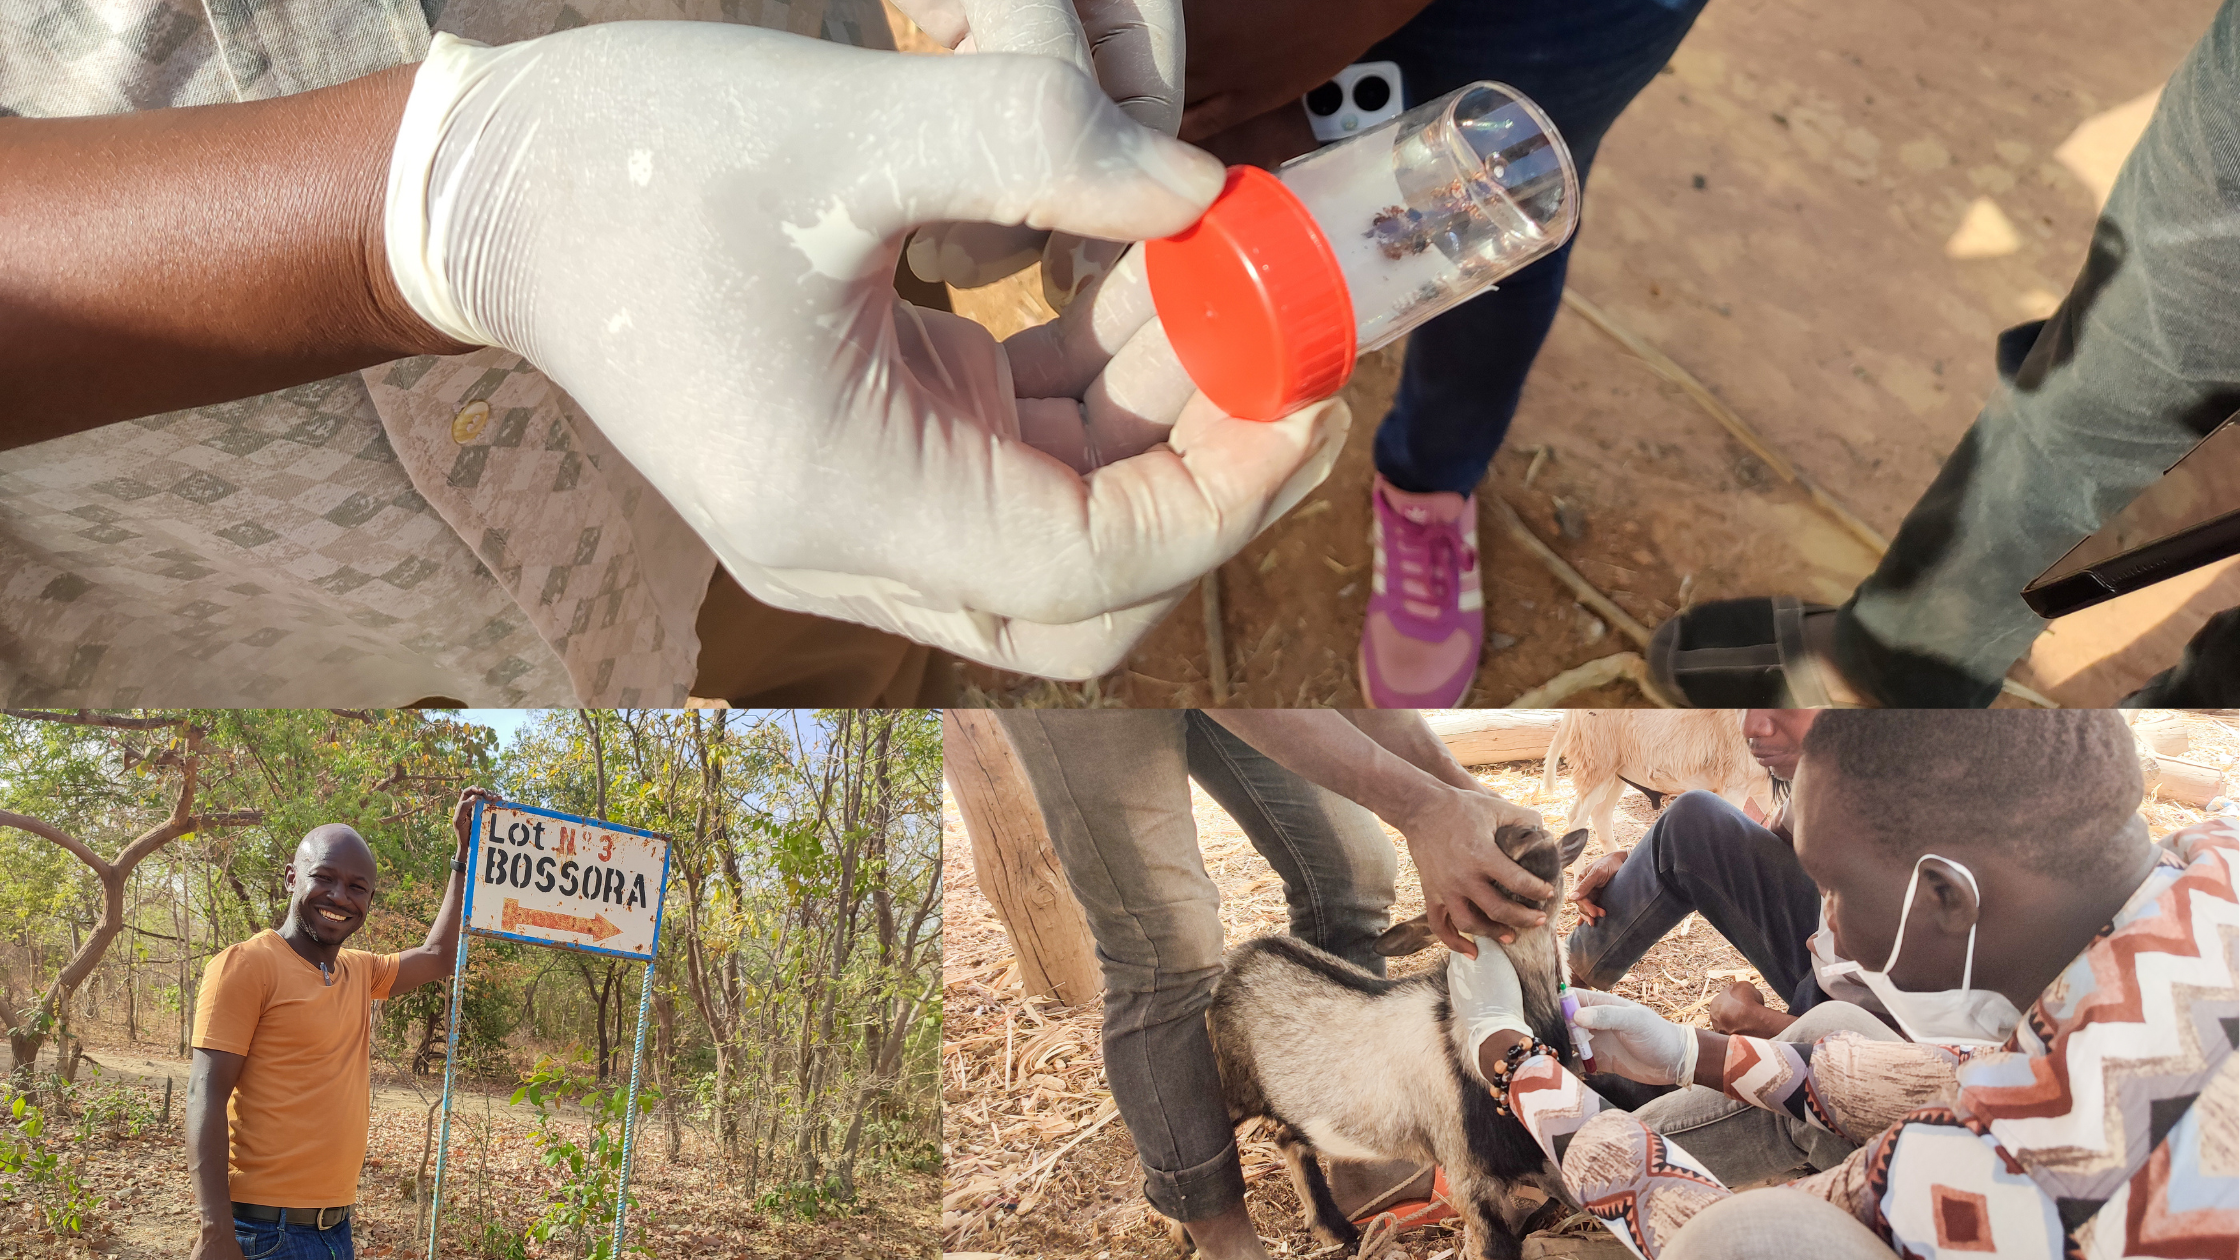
232, 1203, 352, 1229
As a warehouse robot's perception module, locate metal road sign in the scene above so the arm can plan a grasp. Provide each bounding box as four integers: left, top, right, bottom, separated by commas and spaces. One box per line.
466, 801, 669, 961
429, 800, 671, 1259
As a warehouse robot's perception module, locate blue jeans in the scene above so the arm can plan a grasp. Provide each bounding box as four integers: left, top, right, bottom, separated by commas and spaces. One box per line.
232, 1216, 355, 1260
1833, 0, 2240, 705
1368, 0, 1712, 494
1563, 791, 1825, 1012
996, 710, 1398, 1222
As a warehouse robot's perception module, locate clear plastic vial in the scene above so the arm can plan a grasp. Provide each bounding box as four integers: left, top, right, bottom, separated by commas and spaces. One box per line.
1147, 81, 1578, 421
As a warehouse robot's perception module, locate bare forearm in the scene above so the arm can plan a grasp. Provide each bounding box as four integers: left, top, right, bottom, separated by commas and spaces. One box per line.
423, 859, 468, 956
185, 1058, 238, 1226
1203, 710, 1455, 827
396, 841, 473, 991
0, 65, 467, 448
1338, 711, 1483, 792
1692, 1030, 1728, 1090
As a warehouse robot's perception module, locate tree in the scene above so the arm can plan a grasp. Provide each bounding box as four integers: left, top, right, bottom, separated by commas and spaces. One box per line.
0, 712, 259, 1080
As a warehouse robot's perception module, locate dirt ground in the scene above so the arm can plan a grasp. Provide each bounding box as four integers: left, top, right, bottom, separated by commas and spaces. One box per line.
881, 0, 2232, 709
937, 711, 2239, 1258
0, 1049, 936, 1260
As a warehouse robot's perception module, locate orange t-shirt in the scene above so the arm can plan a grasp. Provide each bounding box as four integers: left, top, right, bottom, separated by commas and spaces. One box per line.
191, 930, 399, 1207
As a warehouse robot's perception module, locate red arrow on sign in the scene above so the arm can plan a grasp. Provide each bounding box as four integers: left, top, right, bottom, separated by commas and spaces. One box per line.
502, 898, 622, 943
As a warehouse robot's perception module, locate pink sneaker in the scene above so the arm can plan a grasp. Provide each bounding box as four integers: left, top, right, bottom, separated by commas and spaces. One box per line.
1359, 474, 1483, 707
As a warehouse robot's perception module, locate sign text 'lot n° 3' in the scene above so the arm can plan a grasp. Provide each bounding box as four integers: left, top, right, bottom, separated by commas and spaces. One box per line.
467, 802, 669, 961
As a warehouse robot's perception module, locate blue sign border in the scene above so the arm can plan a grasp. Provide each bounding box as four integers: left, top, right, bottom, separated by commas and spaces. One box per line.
464, 799, 673, 962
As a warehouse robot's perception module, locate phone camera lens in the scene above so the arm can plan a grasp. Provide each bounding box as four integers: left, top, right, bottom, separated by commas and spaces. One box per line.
1306, 82, 1345, 116
1352, 74, 1392, 112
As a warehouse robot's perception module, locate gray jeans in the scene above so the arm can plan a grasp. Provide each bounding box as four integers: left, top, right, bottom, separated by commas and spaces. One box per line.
1631, 1001, 1901, 1186
996, 711, 1399, 1222
1835, 0, 2240, 706
1664, 1187, 1895, 1260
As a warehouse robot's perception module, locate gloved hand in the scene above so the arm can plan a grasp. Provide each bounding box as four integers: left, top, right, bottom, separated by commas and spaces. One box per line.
1569, 990, 1702, 1086
1447, 936, 1534, 1072
385, 20, 1346, 679
891, 0, 1181, 307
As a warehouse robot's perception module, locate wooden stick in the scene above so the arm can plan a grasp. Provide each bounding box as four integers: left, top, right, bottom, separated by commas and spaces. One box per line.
1560, 289, 1890, 555
1492, 497, 1653, 649
1505, 652, 1675, 708
1560, 288, 2057, 710
1201, 571, 1230, 704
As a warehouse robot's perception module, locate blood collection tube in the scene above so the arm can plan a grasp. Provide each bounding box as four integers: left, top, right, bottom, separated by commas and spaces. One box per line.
1147, 81, 1578, 421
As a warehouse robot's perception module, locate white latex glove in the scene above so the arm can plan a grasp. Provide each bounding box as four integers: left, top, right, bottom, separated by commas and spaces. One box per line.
385, 22, 1346, 679
1447, 935, 1534, 1073
1570, 990, 1701, 1087
892, 0, 1181, 306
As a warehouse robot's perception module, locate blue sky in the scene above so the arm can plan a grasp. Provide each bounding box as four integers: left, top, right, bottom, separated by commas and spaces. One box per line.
456, 708, 538, 749
451, 709, 810, 752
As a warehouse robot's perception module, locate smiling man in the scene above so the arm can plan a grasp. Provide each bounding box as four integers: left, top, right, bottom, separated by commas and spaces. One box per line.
187, 786, 495, 1260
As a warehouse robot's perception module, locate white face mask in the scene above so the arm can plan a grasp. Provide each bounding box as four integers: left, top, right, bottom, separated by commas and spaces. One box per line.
1816, 853, 2021, 1047
1806, 909, 1881, 1010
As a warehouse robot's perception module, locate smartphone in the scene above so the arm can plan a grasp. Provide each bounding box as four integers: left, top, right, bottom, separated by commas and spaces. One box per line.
2021, 413, 2240, 619
1303, 62, 1406, 143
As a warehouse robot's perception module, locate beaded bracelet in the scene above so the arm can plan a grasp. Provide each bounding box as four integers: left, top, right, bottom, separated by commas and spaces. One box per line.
1486, 1035, 1556, 1116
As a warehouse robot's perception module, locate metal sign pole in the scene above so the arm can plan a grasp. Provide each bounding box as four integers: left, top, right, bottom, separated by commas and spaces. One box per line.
426, 798, 484, 1260
424, 930, 470, 1260
609, 958, 657, 1258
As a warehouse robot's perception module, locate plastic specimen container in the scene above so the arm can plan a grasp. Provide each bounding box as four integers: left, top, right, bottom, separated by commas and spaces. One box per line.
1147, 81, 1578, 421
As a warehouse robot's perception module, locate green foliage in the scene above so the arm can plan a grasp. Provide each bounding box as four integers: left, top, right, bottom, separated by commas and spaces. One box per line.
64, 1075, 164, 1143
752, 1175, 856, 1221
0, 1090, 100, 1235
512, 1051, 658, 1260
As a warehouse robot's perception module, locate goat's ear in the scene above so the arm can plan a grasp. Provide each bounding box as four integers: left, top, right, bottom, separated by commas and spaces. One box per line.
1373, 915, 1442, 957
1559, 827, 1592, 866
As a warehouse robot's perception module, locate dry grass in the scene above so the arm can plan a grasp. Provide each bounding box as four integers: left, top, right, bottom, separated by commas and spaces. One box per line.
938, 711, 2239, 1259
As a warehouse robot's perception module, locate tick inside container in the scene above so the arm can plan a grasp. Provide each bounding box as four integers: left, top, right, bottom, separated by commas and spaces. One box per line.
1279, 81, 1579, 353
1144, 80, 1576, 421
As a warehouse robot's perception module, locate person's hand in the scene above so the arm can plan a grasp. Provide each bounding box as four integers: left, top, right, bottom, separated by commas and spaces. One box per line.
1396, 788, 1552, 955
1707, 980, 1797, 1037
1567, 849, 1630, 924
385, 21, 1347, 679
1707, 980, 1765, 1034
451, 786, 500, 854
1179, 0, 1432, 144
190, 1222, 247, 1260
1569, 990, 1700, 1086
1447, 935, 1534, 1072
892, 0, 1181, 305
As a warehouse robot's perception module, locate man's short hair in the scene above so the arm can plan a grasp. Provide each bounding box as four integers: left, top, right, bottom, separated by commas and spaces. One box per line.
1799, 710, 2142, 879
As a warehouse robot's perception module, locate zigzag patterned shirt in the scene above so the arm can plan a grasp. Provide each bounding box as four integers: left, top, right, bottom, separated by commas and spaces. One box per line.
1507, 817, 2239, 1259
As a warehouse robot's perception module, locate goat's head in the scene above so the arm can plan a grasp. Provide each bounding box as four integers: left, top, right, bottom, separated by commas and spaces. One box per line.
1371, 823, 1589, 1075
1371, 824, 1589, 957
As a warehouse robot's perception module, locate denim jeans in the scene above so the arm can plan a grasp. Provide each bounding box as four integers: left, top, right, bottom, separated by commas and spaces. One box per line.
1631, 1001, 1899, 1185
1562, 792, 1824, 1012
232, 1215, 356, 1260
1664, 1187, 1897, 1260
1834, 0, 2240, 705
1367, 0, 1713, 495
996, 711, 1399, 1222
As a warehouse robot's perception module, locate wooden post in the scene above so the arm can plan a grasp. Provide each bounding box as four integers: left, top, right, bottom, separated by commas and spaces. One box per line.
942, 713, 1103, 1006
1425, 711, 1564, 766
2142, 753, 2230, 808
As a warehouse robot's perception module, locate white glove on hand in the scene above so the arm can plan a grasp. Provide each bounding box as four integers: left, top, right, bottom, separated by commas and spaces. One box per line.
385, 21, 1346, 679
1447, 936, 1535, 1074
1569, 990, 1702, 1086
892, 0, 1180, 306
